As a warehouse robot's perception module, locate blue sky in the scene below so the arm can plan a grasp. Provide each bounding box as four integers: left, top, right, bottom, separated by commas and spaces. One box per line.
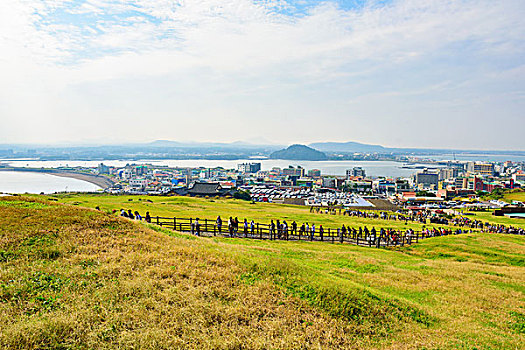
0, 0, 524, 150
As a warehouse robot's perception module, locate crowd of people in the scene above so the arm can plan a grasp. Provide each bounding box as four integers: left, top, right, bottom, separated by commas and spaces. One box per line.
120, 209, 151, 223
118, 208, 524, 242
311, 206, 433, 225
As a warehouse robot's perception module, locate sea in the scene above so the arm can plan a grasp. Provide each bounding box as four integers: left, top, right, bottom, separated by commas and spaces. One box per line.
0, 171, 101, 194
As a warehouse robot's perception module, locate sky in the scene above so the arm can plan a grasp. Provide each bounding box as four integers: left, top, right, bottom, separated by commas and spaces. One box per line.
0, 0, 524, 150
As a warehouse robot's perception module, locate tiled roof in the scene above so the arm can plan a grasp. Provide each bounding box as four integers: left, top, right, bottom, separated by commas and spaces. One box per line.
188, 182, 222, 195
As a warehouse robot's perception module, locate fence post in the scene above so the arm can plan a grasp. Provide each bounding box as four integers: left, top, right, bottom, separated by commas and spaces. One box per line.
205, 219, 208, 233
339, 228, 343, 243
214, 224, 216, 236
156, 216, 159, 225
173, 217, 176, 229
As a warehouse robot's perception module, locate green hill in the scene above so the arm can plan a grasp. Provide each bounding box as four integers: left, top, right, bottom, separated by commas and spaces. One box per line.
1, 196, 524, 349
270, 144, 328, 161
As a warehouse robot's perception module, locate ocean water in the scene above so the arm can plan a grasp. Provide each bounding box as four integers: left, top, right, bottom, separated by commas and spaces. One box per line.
0, 171, 101, 194
5, 159, 428, 178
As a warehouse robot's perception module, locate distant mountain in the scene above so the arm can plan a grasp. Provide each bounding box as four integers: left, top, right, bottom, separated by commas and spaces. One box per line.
270, 144, 328, 161
146, 140, 282, 150
309, 141, 387, 154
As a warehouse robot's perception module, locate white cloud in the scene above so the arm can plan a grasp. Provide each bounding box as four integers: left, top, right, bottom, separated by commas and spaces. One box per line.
0, 0, 524, 149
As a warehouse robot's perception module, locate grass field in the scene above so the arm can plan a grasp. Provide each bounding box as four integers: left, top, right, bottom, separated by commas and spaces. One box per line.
458, 190, 525, 229
1, 195, 524, 349
503, 190, 525, 204
45, 193, 461, 232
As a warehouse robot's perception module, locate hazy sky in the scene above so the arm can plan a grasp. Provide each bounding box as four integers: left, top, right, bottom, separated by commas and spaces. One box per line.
1, 0, 524, 150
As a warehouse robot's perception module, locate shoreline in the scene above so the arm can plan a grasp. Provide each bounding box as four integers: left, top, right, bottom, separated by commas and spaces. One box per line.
0, 167, 115, 189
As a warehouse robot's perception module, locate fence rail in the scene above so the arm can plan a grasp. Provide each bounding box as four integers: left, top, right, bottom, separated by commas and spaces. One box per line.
145, 215, 473, 248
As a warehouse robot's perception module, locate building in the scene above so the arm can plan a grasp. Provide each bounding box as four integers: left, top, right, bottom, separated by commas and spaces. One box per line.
307, 169, 321, 178
345, 180, 372, 193
135, 165, 148, 176
346, 167, 366, 179
97, 163, 110, 174
395, 179, 411, 193
473, 163, 495, 176
322, 177, 337, 189
188, 182, 225, 196
513, 171, 525, 183
130, 178, 148, 188
237, 162, 261, 173
439, 167, 459, 180
467, 162, 495, 176
282, 166, 305, 177
414, 169, 439, 188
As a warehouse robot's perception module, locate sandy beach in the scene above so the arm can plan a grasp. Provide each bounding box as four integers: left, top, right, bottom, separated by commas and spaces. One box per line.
0, 167, 115, 189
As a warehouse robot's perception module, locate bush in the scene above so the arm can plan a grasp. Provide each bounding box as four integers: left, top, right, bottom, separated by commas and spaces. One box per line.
233, 190, 251, 201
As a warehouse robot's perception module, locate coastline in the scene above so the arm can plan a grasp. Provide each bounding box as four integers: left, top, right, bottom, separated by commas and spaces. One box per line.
0, 167, 114, 189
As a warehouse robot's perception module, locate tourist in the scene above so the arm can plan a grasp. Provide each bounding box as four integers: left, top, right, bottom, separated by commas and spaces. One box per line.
216, 216, 222, 233
194, 218, 200, 236
145, 211, 151, 223
228, 217, 234, 236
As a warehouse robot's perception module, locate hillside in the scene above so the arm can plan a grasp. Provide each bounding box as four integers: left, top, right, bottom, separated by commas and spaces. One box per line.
1, 196, 524, 349
270, 144, 328, 161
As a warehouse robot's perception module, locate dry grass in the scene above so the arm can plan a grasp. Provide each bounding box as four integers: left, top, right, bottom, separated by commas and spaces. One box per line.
1, 196, 524, 349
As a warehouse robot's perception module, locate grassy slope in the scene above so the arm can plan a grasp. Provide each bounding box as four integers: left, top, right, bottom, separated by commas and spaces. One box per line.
47, 193, 460, 232
1, 196, 524, 349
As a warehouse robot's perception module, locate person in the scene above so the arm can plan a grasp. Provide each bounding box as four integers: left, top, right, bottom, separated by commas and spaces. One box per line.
134, 211, 142, 220
311, 223, 315, 240
216, 216, 222, 233
234, 217, 239, 234
243, 219, 248, 236
250, 220, 255, 235
276, 220, 281, 238
194, 218, 200, 236
228, 217, 234, 236
292, 221, 297, 235
270, 220, 276, 238
120, 209, 127, 217
128, 209, 133, 218
319, 225, 324, 239
145, 211, 151, 223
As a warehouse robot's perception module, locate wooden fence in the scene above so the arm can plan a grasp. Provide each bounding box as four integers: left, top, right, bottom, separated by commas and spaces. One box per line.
146, 216, 472, 248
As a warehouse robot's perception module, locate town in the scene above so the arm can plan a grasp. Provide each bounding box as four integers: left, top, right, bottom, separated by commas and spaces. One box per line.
51, 159, 525, 211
